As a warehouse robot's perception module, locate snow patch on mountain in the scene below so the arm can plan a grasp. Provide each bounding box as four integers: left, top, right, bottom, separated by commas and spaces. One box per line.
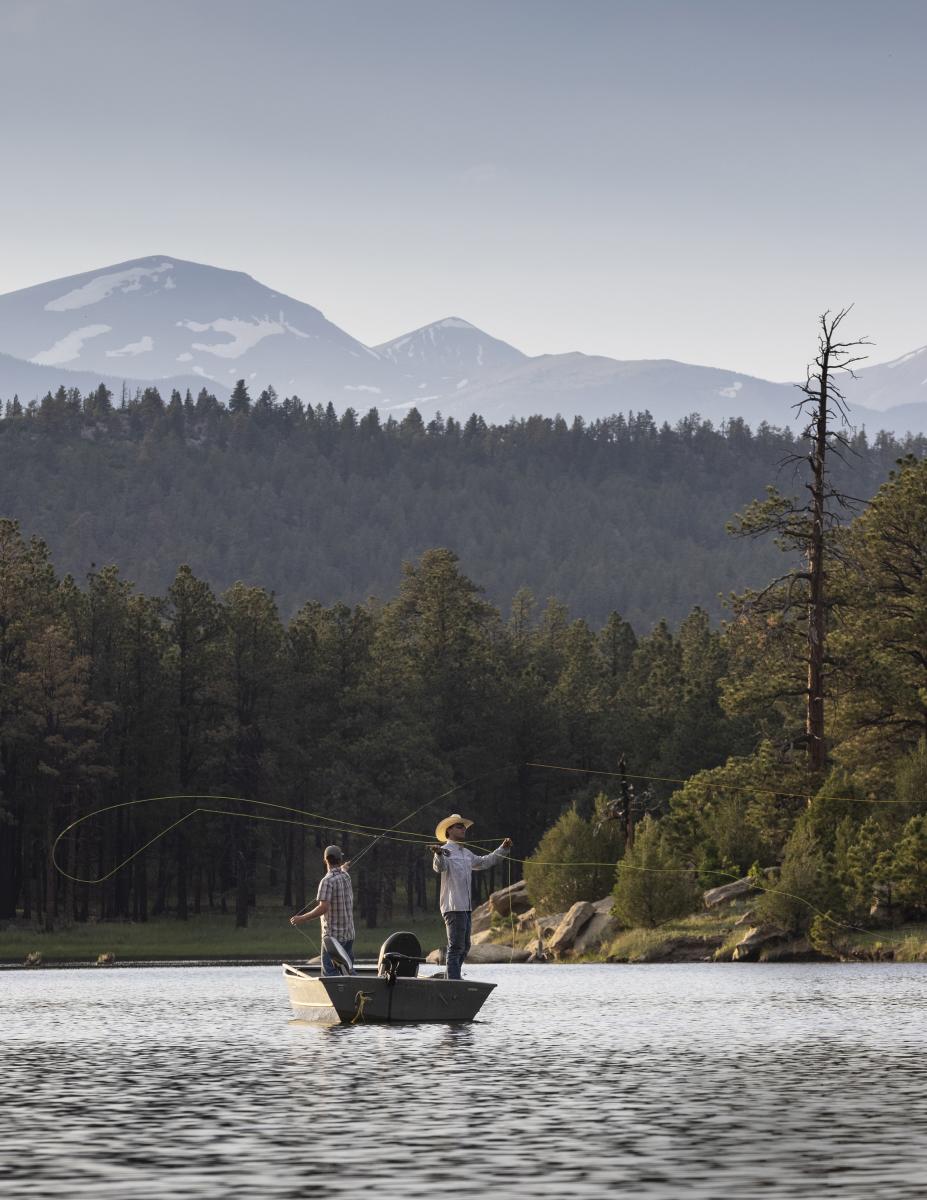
178, 317, 285, 359
718, 380, 743, 399
31, 324, 112, 365
45, 263, 174, 312
886, 346, 927, 369
106, 335, 154, 358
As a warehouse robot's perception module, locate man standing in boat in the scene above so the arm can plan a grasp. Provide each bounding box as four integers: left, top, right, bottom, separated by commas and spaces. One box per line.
432, 815, 512, 980
290, 845, 355, 975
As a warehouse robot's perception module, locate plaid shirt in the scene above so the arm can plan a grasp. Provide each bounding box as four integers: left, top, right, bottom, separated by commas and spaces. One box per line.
317, 866, 355, 942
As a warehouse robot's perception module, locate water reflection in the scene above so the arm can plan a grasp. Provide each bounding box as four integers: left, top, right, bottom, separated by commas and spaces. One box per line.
2, 963, 926, 1197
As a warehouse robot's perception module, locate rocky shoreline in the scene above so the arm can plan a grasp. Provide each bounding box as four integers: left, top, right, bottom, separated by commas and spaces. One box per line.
424, 877, 925, 965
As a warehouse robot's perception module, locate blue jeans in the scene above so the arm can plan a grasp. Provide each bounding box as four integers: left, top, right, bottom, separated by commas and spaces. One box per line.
321, 938, 354, 976
444, 911, 472, 980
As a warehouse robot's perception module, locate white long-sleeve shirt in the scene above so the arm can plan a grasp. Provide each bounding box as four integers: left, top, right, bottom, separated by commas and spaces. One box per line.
432, 840, 510, 914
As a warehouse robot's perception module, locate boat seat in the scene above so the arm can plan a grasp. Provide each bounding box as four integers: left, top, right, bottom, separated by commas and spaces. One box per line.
377, 931, 424, 979
322, 935, 355, 976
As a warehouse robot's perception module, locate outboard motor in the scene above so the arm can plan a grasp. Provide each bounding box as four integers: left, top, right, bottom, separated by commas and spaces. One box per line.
377, 932, 424, 983
322, 935, 354, 976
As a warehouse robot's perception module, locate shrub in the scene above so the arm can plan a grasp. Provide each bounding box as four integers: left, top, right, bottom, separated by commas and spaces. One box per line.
756, 815, 842, 934
523, 797, 623, 914
612, 815, 699, 928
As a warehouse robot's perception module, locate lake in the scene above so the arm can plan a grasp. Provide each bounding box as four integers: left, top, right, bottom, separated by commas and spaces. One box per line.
2, 962, 926, 1198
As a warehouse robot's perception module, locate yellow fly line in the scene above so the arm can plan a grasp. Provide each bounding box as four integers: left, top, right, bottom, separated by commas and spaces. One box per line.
525, 760, 917, 805
51, 793, 436, 885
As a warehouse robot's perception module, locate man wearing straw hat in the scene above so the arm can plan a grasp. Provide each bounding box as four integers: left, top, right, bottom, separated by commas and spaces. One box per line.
432, 815, 512, 980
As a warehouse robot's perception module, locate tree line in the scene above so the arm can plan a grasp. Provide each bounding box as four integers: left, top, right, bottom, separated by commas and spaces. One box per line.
0, 531, 754, 931
1, 377, 923, 630
5, 427, 926, 940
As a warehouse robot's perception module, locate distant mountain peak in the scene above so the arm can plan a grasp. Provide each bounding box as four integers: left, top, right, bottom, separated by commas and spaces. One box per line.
375, 317, 526, 388
434, 316, 479, 331
0, 255, 385, 401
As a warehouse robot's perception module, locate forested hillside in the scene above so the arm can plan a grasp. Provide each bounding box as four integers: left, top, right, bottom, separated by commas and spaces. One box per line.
2, 380, 922, 630
2, 378, 927, 944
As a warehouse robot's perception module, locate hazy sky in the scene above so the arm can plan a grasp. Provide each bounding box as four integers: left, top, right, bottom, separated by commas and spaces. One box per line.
1, 0, 925, 379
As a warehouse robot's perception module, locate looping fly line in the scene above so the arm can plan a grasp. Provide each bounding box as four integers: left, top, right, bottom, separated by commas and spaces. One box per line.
52, 760, 914, 945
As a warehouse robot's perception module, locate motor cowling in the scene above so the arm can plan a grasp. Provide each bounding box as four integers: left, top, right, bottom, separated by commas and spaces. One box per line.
377, 931, 423, 982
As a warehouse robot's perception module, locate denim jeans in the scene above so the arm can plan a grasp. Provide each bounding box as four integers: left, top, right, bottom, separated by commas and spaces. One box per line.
321, 938, 354, 976
444, 910, 472, 980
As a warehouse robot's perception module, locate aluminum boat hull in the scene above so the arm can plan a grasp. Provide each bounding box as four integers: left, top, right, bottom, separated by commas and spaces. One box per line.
283, 964, 496, 1024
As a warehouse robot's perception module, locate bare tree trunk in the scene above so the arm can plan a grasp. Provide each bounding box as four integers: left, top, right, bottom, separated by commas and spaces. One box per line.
176, 830, 189, 920
294, 822, 306, 910
807, 369, 828, 774
44, 803, 57, 932
283, 826, 294, 908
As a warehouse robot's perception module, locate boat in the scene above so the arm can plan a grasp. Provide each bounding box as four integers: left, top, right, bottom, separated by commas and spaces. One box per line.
283, 931, 496, 1025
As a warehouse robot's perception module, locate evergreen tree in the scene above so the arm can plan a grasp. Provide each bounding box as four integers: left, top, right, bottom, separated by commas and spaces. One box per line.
229, 379, 251, 416
612, 814, 698, 928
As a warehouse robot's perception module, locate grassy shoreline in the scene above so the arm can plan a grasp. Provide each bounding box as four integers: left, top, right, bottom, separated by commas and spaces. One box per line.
0, 908, 446, 965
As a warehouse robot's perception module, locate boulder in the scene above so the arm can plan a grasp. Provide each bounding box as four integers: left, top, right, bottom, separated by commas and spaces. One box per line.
730, 925, 788, 962
488, 879, 532, 918
471, 929, 496, 946
466, 943, 530, 964
646, 935, 723, 963
535, 912, 566, 938
703, 876, 759, 908
470, 900, 492, 935
734, 908, 756, 927
572, 911, 621, 955
548, 901, 595, 957
426, 948, 446, 965
760, 938, 828, 963
515, 906, 537, 930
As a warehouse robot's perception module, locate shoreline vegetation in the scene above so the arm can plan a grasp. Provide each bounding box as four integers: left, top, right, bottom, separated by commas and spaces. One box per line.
7, 885, 927, 968
7, 902, 927, 969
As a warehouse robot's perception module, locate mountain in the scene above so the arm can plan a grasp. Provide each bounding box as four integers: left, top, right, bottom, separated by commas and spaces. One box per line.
2, 255, 927, 433
843, 346, 927, 412
432, 353, 798, 427
375, 316, 526, 404
0, 255, 390, 405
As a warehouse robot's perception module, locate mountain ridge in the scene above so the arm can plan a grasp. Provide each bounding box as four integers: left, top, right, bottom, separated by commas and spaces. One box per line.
1, 255, 926, 432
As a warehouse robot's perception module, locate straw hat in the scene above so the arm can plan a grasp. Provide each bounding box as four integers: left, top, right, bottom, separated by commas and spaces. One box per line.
435, 813, 474, 843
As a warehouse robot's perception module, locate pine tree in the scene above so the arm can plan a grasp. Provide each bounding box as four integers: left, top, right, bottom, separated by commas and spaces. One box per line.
228, 379, 251, 416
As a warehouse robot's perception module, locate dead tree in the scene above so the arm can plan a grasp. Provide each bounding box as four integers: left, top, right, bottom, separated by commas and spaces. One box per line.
729, 308, 870, 774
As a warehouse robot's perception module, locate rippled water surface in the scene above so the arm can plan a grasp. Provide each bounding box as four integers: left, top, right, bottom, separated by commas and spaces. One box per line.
3, 962, 927, 1198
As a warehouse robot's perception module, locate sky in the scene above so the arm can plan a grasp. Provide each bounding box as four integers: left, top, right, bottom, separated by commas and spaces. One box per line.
1, 0, 925, 380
